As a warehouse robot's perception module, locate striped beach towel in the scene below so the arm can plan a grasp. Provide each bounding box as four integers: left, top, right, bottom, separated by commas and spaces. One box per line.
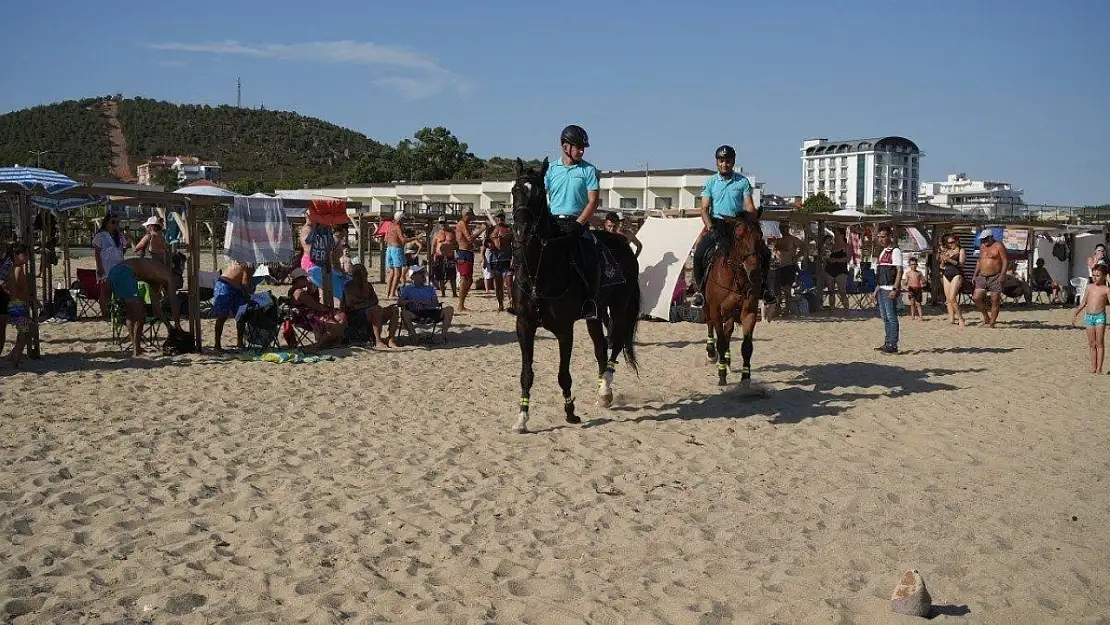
225, 197, 293, 265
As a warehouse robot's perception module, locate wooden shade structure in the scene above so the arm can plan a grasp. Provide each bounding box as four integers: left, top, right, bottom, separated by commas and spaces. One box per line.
2, 182, 229, 357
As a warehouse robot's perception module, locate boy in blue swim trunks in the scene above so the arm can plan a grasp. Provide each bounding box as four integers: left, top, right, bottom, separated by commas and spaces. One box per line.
1, 244, 34, 368
108, 258, 181, 357
1073, 265, 1110, 373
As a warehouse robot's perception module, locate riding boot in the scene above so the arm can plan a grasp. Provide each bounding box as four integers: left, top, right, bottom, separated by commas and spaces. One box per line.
578, 237, 600, 320
691, 230, 715, 307
759, 244, 776, 304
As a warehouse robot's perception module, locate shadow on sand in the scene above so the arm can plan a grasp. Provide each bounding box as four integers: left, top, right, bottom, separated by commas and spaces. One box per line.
587, 361, 981, 427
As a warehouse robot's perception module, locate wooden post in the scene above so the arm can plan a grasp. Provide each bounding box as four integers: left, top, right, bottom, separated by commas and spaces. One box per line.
186, 200, 202, 351
18, 196, 42, 359
815, 219, 826, 309
62, 215, 71, 287
209, 218, 218, 272
356, 214, 365, 268
929, 224, 943, 306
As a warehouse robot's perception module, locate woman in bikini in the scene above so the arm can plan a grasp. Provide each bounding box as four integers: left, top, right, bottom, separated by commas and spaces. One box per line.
822, 230, 850, 313
939, 234, 967, 326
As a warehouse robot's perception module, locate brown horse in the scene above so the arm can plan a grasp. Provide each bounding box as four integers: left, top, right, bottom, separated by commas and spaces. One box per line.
702, 217, 764, 387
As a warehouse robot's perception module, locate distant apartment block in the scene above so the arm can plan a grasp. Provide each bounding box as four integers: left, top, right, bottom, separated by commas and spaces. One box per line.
801, 137, 923, 212
919, 173, 1027, 217
136, 156, 221, 186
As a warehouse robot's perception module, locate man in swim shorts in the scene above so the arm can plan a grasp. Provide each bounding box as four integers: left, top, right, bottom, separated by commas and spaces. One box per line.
107, 257, 181, 357
972, 229, 1007, 327
485, 211, 515, 312
454, 209, 478, 312
430, 226, 458, 298
1072, 265, 1110, 373
212, 260, 253, 351
384, 211, 411, 299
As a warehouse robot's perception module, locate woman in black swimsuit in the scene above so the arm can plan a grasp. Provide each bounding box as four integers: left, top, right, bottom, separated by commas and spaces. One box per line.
822, 230, 850, 313
939, 233, 967, 326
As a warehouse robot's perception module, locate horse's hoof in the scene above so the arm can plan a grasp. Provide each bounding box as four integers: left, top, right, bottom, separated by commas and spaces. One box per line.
566, 415, 582, 424
514, 424, 528, 434
599, 393, 613, 408
706, 347, 718, 361
717, 379, 727, 387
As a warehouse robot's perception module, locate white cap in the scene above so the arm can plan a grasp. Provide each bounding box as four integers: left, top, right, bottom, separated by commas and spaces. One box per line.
393, 211, 405, 221
288, 268, 309, 281
410, 264, 426, 274
142, 217, 160, 227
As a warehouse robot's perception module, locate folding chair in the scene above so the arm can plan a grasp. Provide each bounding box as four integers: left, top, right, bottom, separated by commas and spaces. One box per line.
278, 297, 318, 349
404, 304, 444, 344
239, 293, 282, 351
109, 287, 165, 352
847, 271, 877, 310
73, 268, 102, 319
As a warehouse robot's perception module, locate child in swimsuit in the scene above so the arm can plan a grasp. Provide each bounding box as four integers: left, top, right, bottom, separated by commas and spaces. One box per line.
903, 256, 926, 321
1073, 265, 1110, 374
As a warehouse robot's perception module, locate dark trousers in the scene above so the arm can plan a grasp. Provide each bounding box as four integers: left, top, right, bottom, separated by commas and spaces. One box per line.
555, 217, 600, 303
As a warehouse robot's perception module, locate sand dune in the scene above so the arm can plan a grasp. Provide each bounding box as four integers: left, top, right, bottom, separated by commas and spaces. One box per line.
2, 263, 1108, 623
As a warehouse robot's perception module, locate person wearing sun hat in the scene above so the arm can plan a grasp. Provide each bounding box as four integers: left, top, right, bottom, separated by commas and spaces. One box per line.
135, 215, 170, 268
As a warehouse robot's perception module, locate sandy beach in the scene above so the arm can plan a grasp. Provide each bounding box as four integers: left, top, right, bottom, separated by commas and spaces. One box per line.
2, 263, 1108, 623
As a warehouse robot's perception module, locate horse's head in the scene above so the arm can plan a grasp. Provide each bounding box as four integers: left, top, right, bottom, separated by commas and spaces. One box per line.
511, 157, 549, 243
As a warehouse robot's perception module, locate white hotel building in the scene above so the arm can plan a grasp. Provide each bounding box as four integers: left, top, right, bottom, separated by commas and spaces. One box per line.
918, 173, 1027, 217
279, 168, 763, 216
801, 137, 923, 212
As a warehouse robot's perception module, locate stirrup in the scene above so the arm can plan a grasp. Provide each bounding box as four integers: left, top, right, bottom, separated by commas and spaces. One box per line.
581, 299, 599, 320
692, 292, 704, 307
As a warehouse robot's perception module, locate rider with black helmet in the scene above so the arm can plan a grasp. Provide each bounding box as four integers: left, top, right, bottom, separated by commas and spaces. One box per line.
691, 145, 774, 304
545, 124, 602, 319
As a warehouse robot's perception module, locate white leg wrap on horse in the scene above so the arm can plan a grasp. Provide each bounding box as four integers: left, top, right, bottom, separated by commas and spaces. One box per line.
514, 411, 529, 433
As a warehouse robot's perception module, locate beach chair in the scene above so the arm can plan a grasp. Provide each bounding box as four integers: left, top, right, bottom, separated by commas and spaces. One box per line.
404, 304, 445, 344
795, 269, 820, 314
1071, 277, 1089, 307
73, 268, 101, 318
109, 284, 165, 351
847, 270, 877, 310
278, 297, 318, 349
239, 292, 281, 351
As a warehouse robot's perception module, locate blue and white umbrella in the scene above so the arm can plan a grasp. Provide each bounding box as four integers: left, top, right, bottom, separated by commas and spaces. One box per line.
30, 194, 107, 212
0, 166, 81, 195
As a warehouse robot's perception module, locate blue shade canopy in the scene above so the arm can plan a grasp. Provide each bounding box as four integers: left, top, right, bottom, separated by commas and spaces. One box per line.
0, 167, 81, 195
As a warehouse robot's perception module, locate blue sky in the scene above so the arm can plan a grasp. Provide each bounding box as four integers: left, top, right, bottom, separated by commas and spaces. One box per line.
1, 0, 1107, 204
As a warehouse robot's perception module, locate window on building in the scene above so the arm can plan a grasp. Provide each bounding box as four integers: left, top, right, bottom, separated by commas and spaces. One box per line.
490, 200, 507, 210
619, 198, 638, 209
654, 197, 673, 210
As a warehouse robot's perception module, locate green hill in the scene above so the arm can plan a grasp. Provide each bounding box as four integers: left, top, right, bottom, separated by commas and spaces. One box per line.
0, 96, 534, 192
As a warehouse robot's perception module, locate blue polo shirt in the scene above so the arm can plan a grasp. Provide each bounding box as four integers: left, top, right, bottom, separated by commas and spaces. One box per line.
545, 157, 600, 217
701, 173, 753, 218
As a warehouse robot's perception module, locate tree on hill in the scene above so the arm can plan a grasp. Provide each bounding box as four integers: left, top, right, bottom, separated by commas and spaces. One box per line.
152, 168, 179, 191
799, 192, 838, 214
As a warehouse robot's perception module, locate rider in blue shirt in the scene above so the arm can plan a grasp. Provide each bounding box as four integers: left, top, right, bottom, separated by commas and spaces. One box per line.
545, 124, 602, 319
692, 145, 774, 304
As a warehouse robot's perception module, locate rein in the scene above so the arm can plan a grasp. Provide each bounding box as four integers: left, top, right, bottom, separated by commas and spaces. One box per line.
709, 218, 760, 298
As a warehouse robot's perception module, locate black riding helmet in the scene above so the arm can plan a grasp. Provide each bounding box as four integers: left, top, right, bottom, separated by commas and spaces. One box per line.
715, 145, 736, 161
560, 124, 590, 148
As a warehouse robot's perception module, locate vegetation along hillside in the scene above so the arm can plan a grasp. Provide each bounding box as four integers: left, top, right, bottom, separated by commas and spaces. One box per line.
0, 96, 539, 193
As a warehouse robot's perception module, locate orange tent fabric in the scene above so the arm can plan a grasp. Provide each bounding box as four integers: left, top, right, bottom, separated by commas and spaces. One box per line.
308, 199, 349, 226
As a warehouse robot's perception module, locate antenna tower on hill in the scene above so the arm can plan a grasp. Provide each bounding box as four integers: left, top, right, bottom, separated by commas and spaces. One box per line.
237, 77, 241, 108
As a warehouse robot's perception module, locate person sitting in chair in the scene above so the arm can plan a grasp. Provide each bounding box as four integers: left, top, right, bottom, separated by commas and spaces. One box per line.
544, 124, 601, 319
344, 263, 399, 348
107, 257, 181, 357
1001, 265, 1032, 305
1030, 258, 1061, 303
287, 268, 347, 349
691, 144, 773, 306
398, 265, 454, 343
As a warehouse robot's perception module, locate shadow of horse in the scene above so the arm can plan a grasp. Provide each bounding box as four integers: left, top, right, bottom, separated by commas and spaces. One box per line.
586, 361, 980, 427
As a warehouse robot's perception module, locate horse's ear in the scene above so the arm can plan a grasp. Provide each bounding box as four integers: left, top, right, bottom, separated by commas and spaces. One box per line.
540, 157, 549, 176
514, 158, 524, 178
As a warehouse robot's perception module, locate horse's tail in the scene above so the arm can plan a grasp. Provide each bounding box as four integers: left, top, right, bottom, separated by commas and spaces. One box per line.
622, 279, 641, 375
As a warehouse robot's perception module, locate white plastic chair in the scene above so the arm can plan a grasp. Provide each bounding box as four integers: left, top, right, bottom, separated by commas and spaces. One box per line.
1071, 277, 1089, 306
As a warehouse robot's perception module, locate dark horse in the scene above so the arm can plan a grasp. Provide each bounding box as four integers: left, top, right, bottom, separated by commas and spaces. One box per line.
510, 158, 641, 433
703, 217, 764, 387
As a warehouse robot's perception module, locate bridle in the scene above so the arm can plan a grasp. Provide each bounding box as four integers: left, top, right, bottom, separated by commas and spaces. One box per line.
511, 173, 574, 300
712, 218, 760, 296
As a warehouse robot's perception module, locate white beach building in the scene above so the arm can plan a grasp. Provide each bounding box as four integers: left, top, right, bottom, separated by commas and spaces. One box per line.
277, 168, 763, 217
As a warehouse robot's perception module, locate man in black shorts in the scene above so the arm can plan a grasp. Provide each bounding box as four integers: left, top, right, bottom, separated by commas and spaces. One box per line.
398, 265, 455, 342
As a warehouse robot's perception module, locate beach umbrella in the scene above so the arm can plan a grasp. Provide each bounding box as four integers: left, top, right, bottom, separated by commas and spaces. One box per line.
0, 166, 81, 195
831, 208, 866, 217
172, 180, 241, 197
30, 194, 107, 212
